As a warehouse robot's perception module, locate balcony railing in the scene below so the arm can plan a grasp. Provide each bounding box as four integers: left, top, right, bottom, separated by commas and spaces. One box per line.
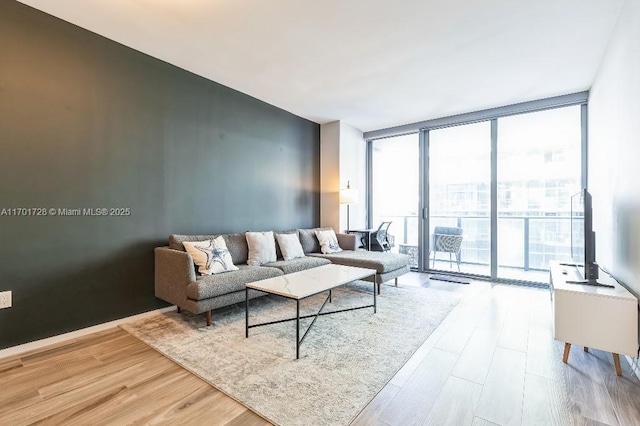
379, 214, 577, 272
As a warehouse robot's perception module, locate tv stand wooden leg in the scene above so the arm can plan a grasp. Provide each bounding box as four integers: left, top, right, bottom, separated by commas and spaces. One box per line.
563, 343, 571, 363
613, 353, 622, 376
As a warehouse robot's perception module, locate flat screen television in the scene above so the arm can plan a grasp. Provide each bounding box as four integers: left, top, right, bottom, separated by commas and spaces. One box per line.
567, 188, 612, 287
570, 191, 586, 267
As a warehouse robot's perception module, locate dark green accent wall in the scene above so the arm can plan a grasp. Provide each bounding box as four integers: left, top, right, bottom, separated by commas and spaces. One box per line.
0, 1, 320, 349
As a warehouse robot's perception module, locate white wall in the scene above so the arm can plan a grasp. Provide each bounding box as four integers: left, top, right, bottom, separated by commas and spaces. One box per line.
320, 121, 366, 233
589, 0, 640, 297
339, 122, 366, 232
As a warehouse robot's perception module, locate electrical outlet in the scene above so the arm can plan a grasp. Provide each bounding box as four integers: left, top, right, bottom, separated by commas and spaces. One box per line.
0, 291, 11, 309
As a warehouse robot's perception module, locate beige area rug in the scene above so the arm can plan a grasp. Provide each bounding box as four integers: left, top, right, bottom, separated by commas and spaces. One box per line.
121, 281, 461, 426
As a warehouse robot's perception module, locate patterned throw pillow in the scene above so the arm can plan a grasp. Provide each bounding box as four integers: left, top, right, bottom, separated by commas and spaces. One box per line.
275, 232, 305, 260
183, 236, 239, 275
246, 231, 277, 266
314, 229, 343, 254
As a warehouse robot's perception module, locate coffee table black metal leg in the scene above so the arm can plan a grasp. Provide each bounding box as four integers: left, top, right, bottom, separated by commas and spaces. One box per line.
296, 300, 300, 359
249, 277, 376, 359
245, 287, 249, 338
373, 278, 377, 313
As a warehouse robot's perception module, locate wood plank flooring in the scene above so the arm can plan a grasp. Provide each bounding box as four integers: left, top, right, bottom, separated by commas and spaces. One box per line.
2, 272, 639, 425
355, 274, 640, 426
0, 328, 268, 425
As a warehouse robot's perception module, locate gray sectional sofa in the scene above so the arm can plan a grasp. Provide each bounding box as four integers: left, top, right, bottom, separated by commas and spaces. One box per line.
155, 228, 410, 325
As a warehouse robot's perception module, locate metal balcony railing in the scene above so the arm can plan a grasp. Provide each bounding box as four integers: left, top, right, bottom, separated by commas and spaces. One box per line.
379, 214, 578, 272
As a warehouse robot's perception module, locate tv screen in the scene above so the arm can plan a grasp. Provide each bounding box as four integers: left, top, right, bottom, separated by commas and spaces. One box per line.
570, 191, 585, 264
570, 188, 598, 281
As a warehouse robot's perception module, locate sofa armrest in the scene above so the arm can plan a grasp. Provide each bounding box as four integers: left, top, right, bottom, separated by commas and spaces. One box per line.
155, 246, 196, 307
337, 233, 356, 251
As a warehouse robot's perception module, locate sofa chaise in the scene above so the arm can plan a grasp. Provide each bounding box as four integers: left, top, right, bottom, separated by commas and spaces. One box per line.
155, 228, 410, 325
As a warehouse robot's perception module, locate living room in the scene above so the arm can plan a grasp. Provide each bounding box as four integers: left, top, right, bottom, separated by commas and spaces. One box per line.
1, 0, 639, 425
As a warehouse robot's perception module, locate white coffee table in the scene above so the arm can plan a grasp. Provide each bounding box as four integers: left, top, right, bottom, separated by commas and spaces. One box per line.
245, 264, 377, 359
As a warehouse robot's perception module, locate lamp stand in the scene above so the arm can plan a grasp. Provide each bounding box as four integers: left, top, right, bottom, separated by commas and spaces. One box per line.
340, 180, 357, 233
346, 204, 350, 232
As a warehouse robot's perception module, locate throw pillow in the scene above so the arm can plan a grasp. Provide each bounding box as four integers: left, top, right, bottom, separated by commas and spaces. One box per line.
246, 231, 277, 266
298, 227, 332, 254
275, 232, 305, 260
314, 229, 343, 254
183, 236, 239, 275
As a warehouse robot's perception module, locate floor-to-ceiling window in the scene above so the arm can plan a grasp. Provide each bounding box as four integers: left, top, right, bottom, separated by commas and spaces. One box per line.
367, 96, 586, 284
370, 134, 419, 267
428, 122, 491, 276
497, 106, 583, 281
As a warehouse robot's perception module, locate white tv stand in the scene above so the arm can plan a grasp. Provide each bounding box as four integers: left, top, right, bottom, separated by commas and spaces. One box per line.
550, 261, 638, 376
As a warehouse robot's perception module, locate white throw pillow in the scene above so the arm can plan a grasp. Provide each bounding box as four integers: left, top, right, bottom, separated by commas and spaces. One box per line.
315, 229, 343, 254
246, 231, 277, 266
275, 233, 305, 260
183, 237, 239, 275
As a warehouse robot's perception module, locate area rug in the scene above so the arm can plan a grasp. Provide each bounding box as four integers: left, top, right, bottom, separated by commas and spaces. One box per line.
430, 274, 471, 284
120, 281, 461, 426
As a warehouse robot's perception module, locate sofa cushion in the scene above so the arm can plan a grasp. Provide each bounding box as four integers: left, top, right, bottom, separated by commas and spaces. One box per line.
222, 233, 250, 265
186, 264, 283, 300
309, 251, 410, 274
264, 257, 331, 274
298, 227, 332, 254
170, 233, 249, 265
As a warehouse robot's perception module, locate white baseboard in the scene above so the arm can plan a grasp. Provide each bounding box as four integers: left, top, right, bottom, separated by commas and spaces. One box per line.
626, 354, 640, 381
0, 306, 176, 360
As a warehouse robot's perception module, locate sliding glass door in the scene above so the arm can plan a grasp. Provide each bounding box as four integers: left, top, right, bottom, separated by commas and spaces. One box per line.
497, 106, 583, 281
370, 134, 419, 267
368, 101, 585, 283
428, 122, 491, 276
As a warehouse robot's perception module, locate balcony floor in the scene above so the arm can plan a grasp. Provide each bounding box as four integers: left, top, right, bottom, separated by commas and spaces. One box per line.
417, 259, 550, 285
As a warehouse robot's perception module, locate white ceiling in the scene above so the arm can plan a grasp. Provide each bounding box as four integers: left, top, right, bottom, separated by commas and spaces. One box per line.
18, 0, 624, 132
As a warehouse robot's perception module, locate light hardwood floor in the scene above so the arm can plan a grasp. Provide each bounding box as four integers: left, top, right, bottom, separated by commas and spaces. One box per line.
0, 328, 269, 425
2, 273, 639, 425
354, 273, 640, 426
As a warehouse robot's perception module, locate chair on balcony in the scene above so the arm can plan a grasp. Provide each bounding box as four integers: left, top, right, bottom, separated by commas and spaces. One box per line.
430, 226, 463, 271
369, 221, 392, 252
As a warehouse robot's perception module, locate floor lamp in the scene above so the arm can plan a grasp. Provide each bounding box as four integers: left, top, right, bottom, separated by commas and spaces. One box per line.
339, 181, 358, 232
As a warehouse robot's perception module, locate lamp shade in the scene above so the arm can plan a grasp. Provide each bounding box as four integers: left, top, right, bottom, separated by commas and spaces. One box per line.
340, 183, 358, 205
